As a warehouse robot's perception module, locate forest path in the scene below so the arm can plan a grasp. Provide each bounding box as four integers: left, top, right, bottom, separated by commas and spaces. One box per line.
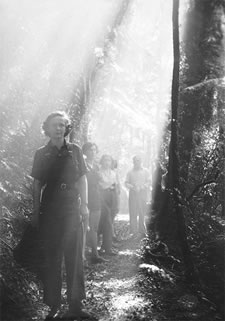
34, 213, 151, 321
32, 212, 224, 321
34, 213, 223, 321
84, 213, 149, 321
83, 214, 224, 321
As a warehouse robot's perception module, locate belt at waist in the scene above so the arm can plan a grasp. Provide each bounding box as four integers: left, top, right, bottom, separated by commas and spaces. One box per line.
46, 182, 76, 191
102, 187, 116, 192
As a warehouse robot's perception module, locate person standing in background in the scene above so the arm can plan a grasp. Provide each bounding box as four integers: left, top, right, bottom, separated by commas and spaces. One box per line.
125, 155, 150, 237
82, 142, 107, 264
98, 154, 120, 256
111, 158, 121, 242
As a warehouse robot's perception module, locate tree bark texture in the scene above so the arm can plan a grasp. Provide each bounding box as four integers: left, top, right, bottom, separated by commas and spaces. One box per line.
179, 0, 225, 194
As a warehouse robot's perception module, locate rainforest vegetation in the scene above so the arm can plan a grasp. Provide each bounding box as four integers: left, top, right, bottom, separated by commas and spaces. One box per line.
0, 0, 224, 320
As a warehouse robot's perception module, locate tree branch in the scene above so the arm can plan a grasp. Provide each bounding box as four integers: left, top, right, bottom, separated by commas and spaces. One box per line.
0, 238, 13, 250
187, 172, 219, 201
182, 77, 225, 94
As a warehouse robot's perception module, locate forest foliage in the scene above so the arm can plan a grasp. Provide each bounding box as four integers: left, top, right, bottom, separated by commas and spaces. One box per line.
0, 0, 224, 320
145, 0, 225, 318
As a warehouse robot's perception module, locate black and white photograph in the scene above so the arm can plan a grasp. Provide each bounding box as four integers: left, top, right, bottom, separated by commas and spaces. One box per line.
0, 0, 224, 320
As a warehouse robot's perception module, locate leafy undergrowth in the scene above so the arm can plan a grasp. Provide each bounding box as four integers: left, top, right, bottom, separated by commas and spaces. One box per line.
1, 213, 224, 321
185, 212, 225, 317
140, 241, 224, 321
0, 204, 44, 321
141, 211, 225, 321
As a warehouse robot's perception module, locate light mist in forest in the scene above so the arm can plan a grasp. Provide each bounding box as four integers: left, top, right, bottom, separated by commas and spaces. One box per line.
0, 0, 188, 184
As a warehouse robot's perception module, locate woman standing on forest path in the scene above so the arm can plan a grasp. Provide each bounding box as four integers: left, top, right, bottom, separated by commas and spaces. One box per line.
98, 154, 120, 256
31, 111, 95, 320
82, 142, 108, 264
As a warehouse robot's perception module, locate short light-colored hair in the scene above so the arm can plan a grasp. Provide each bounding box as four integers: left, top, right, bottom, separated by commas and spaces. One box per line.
42, 111, 72, 137
100, 154, 113, 166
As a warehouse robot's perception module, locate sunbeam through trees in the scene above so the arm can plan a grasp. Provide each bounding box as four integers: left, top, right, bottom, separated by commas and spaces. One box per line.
0, 0, 224, 320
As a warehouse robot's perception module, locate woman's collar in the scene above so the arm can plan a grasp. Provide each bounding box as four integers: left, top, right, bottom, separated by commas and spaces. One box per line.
47, 139, 68, 150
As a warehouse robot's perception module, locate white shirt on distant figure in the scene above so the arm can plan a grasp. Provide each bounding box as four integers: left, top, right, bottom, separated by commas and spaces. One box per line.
125, 160, 150, 202
125, 167, 150, 191
99, 169, 119, 190
125, 155, 150, 234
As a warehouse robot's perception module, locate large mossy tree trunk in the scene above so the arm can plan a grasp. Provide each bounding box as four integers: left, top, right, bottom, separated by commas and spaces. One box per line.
179, 0, 225, 194
152, 0, 225, 234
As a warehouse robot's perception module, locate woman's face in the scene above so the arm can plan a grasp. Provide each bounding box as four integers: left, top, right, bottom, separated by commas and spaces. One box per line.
48, 116, 66, 139
133, 156, 142, 169
86, 145, 97, 161
102, 156, 112, 169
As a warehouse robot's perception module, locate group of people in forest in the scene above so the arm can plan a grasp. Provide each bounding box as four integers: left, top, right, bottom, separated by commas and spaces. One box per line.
30, 111, 150, 320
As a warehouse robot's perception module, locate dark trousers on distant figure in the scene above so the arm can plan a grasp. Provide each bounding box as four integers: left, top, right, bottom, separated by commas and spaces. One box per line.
99, 190, 114, 252
41, 214, 85, 308
88, 210, 101, 257
129, 190, 147, 234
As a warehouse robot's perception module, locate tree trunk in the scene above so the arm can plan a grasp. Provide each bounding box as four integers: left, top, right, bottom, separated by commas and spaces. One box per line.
68, 0, 132, 144
152, 0, 181, 240
179, 0, 225, 194
150, 0, 196, 276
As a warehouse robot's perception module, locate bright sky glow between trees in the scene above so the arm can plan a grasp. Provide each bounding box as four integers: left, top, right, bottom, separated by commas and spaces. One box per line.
0, 0, 188, 193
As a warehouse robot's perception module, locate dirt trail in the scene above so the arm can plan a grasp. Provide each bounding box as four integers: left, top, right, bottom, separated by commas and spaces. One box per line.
34, 213, 223, 321
83, 214, 224, 321
84, 213, 148, 321
34, 214, 147, 321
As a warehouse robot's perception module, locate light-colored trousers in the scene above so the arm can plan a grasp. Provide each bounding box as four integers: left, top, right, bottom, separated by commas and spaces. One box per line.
128, 190, 147, 234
